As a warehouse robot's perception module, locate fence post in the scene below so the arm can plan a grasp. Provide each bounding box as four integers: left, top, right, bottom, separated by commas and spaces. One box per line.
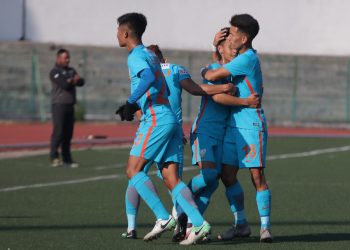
31, 49, 37, 118
32, 49, 46, 121
291, 56, 299, 123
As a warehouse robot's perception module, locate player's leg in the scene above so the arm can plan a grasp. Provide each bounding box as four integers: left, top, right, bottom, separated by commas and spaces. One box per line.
238, 128, 272, 242
250, 167, 272, 242
122, 160, 153, 239
188, 134, 220, 203
134, 123, 183, 241
126, 124, 177, 241
218, 127, 250, 240
160, 162, 211, 245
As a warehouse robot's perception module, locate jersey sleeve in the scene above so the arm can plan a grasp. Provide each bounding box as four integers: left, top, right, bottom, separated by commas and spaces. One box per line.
223, 54, 251, 77
128, 52, 151, 77
177, 65, 191, 81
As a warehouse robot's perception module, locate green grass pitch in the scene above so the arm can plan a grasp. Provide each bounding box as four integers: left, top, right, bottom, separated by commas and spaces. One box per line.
0, 137, 350, 249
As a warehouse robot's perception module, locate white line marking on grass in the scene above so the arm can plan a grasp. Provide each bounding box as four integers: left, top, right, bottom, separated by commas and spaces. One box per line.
0, 175, 124, 192
1, 145, 350, 193
266, 145, 350, 160
94, 163, 125, 170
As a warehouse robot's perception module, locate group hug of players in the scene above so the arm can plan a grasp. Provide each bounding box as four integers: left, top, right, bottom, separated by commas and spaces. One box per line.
115, 12, 272, 245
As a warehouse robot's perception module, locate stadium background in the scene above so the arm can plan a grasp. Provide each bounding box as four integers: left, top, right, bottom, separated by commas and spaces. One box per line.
1, 0, 350, 126
1, 1, 350, 249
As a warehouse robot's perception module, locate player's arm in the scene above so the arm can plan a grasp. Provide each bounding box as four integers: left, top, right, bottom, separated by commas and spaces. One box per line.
116, 68, 153, 121
212, 93, 260, 108
127, 68, 155, 104
211, 28, 229, 62
201, 67, 232, 82
180, 78, 234, 96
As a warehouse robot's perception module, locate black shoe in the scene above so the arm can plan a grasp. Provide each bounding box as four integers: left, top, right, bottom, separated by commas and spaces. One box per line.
172, 213, 188, 242
121, 229, 137, 239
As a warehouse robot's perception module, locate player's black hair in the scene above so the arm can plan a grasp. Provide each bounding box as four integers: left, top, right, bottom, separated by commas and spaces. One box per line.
147, 44, 165, 62
216, 27, 230, 61
117, 12, 147, 39
230, 14, 259, 42
56, 48, 69, 56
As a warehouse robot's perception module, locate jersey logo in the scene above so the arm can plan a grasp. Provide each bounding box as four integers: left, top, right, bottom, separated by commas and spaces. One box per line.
242, 144, 257, 162
160, 219, 171, 229
161, 63, 170, 69
194, 224, 205, 235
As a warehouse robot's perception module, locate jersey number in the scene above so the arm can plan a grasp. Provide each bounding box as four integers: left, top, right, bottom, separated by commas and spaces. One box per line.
242, 144, 256, 162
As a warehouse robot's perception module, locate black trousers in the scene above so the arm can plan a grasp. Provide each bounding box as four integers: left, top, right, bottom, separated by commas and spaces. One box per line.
50, 103, 75, 162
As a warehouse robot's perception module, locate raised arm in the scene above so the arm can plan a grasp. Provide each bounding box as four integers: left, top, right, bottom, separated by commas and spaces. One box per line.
201, 67, 232, 82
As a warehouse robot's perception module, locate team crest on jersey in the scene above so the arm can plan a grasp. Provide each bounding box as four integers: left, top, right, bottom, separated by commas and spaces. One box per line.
161, 63, 170, 69
200, 149, 206, 158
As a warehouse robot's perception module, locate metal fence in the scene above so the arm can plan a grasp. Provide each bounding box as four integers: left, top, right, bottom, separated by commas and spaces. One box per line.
1, 42, 350, 126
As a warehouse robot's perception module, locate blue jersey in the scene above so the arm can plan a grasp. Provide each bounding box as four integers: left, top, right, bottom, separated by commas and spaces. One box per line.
191, 62, 231, 140
223, 49, 267, 131
161, 63, 191, 124
127, 45, 177, 126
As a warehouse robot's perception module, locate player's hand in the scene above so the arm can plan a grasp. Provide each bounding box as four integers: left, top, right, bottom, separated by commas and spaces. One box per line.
115, 104, 126, 121
123, 101, 140, 121
213, 28, 229, 47
223, 83, 236, 95
247, 93, 260, 108
200, 66, 209, 79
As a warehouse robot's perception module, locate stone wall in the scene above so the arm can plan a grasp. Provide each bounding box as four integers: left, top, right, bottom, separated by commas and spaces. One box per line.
1, 41, 350, 126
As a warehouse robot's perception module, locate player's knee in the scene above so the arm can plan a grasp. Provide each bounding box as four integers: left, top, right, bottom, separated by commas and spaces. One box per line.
126, 167, 138, 179
220, 173, 237, 187
250, 170, 268, 190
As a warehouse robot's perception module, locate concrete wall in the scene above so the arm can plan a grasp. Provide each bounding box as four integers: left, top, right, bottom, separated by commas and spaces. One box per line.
1, 0, 350, 56
1, 41, 350, 126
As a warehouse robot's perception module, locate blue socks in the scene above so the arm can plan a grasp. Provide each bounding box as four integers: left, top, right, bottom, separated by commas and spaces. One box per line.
125, 181, 140, 231
130, 172, 169, 220
188, 168, 218, 194
256, 189, 271, 229
172, 181, 204, 227
225, 182, 247, 225
195, 178, 219, 214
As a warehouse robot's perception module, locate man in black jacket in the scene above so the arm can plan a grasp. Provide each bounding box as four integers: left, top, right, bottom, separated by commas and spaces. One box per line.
49, 48, 85, 167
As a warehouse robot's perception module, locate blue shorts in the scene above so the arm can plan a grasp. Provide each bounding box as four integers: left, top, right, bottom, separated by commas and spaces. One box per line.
143, 125, 184, 178
222, 127, 267, 168
130, 122, 180, 165
190, 132, 223, 172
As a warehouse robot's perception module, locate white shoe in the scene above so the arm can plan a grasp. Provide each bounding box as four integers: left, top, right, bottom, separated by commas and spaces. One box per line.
143, 216, 176, 241
217, 223, 251, 241
260, 228, 273, 243
179, 221, 211, 245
